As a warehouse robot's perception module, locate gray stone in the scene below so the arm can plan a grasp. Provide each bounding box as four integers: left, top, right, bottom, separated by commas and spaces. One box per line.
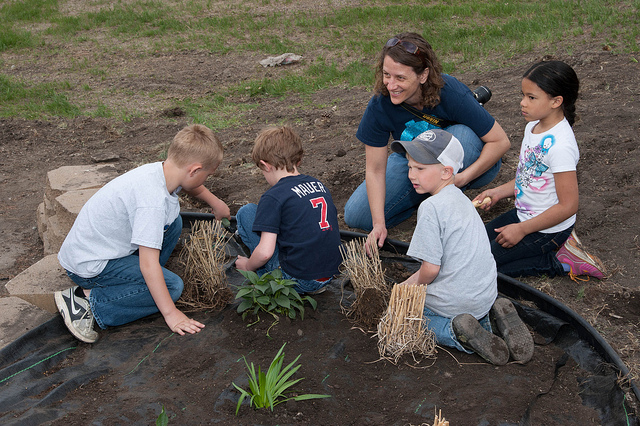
0, 297, 54, 350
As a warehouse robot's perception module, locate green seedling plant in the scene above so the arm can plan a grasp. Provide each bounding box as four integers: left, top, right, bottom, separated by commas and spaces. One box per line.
233, 343, 330, 415
235, 269, 317, 325
155, 405, 168, 426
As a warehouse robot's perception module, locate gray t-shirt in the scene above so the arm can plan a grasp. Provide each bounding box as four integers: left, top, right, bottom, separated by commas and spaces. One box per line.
407, 184, 497, 319
58, 162, 180, 278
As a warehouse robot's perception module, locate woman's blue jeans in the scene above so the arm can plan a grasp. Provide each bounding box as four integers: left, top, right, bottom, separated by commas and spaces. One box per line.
65, 215, 184, 329
235, 203, 331, 294
486, 209, 571, 278
344, 124, 501, 231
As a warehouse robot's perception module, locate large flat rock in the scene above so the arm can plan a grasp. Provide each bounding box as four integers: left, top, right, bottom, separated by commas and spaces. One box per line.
5, 254, 71, 313
0, 296, 54, 350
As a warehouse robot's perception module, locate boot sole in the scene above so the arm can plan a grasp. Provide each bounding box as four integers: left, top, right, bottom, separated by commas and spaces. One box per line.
491, 298, 534, 363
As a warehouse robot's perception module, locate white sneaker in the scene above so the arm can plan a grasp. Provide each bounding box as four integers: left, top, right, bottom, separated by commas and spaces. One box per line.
54, 286, 99, 343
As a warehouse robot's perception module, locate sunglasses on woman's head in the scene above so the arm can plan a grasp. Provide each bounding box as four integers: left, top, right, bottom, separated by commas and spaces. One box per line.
385, 37, 428, 69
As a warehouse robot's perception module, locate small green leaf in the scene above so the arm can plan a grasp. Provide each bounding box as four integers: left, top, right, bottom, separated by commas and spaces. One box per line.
156, 405, 169, 426
256, 295, 271, 305
255, 283, 271, 293
237, 299, 253, 313
235, 287, 255, 299
275, 295, 291, 308
304, 296, 317, 310
238, 269, 260, 284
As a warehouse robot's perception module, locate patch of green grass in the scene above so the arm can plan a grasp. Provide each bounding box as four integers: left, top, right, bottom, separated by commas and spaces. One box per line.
1, 0, 638, 121
179, 94, 257, 130
0, 28, 35, 52
576, 286, 586, 301
88, 102, 113, 118
0, 0, 58, 22
0, 74, 80, 118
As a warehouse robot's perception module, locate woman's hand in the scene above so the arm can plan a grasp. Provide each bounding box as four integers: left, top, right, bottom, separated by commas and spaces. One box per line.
366, 223, 388, 252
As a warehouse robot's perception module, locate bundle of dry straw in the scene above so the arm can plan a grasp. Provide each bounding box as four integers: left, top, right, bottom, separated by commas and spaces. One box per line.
340, 238, 390, 327
377, 283, 436, 364
432, 408, 449, 426
178, 220, 233, 311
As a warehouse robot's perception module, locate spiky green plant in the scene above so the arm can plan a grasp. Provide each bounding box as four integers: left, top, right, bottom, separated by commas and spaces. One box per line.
232, 343, 330, 415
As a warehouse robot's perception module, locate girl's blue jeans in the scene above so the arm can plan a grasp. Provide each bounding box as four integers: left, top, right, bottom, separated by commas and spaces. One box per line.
424, 308, 492, 354
65, 215, 184, 329
235, 203, 331, 294
486, 208, 571, 278
344, 124, 501, 230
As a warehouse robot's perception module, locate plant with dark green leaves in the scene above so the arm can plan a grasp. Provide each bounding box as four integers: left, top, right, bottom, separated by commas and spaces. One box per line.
235, 269, 317, 322
232, 343, 330, 415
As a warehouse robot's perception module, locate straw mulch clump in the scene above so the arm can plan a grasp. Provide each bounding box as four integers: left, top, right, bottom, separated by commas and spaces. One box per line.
340, 238, 391, 329
177, 220, 234, 312
377, 282, 436, 364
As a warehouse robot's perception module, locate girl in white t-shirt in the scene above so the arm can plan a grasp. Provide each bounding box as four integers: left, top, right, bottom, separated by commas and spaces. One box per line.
474, 61, 606, 280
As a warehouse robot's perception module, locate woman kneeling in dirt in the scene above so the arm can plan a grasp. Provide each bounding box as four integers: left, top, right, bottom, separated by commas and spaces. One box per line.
344, 32, 510, 248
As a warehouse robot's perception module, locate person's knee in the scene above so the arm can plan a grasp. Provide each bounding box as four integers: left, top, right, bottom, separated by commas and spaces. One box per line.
344, 191, 373, 230
166, 274, 184, 301
343, 207, 372, 230
235, 204, 258, 233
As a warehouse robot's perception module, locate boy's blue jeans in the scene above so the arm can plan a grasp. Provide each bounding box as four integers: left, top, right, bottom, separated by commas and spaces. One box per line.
344, 124, 501, 231
65, 215, 184, 329
235, 203, 331, 294
486, 209, 571, 278
423, 308, 492, 354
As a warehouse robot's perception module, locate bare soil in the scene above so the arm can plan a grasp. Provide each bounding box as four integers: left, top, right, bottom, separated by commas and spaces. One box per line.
1, 14, 639, 424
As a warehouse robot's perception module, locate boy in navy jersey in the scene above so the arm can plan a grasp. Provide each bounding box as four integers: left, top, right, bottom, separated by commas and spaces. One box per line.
235, 126, 342, 294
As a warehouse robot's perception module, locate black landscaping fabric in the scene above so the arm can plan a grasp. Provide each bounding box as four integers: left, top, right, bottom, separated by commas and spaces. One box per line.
0, 219, 638, 425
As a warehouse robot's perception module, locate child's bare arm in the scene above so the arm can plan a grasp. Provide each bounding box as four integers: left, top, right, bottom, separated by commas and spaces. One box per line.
494, 171, 578, 248
400, 260, 439, 286
472, 178, 516, 210
139, 246, 205, 335
235, 231, 277, 271
185, 185, 231, 220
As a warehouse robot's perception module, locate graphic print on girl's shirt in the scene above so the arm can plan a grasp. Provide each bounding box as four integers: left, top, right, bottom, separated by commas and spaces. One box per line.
515, 134, 555, 215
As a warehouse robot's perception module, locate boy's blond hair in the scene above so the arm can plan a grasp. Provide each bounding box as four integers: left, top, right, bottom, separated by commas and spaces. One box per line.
168, 124, 223, 169
252, 126, 303, 172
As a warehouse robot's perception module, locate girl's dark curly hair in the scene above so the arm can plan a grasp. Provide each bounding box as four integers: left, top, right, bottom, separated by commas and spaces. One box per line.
373, 32, 444, 108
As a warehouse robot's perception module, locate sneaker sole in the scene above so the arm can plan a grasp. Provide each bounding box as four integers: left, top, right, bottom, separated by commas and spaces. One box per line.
491, 299, 534, 363
453, 314, 509, 366
54, 290, 98, 344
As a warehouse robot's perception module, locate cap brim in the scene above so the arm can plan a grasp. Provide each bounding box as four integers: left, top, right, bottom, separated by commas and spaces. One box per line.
390, 140, 439, 165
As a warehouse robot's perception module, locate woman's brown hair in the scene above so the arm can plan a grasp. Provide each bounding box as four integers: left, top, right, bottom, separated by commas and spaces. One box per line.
373, 32, 444, 109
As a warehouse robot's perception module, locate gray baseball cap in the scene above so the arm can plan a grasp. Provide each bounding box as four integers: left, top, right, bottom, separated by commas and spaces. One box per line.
390, 129, 464, 174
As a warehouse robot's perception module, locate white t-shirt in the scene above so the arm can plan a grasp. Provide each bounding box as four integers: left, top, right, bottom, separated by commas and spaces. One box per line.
515, 118, 579, 233
407, 185, 497, 319
58, 162, 181, 278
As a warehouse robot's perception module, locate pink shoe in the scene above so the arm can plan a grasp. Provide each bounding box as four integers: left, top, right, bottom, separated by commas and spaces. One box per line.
556, 230, 607, 280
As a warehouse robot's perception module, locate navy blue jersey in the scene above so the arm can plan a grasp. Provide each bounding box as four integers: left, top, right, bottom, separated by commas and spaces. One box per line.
253, 174, 342, 280
356, 74, 495, 147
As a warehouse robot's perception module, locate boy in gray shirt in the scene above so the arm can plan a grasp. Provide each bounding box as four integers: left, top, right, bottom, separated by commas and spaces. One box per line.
392, 129, 533, 365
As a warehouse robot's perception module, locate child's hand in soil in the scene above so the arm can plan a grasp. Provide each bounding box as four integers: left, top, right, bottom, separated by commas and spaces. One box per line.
164, 309, 205, 335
